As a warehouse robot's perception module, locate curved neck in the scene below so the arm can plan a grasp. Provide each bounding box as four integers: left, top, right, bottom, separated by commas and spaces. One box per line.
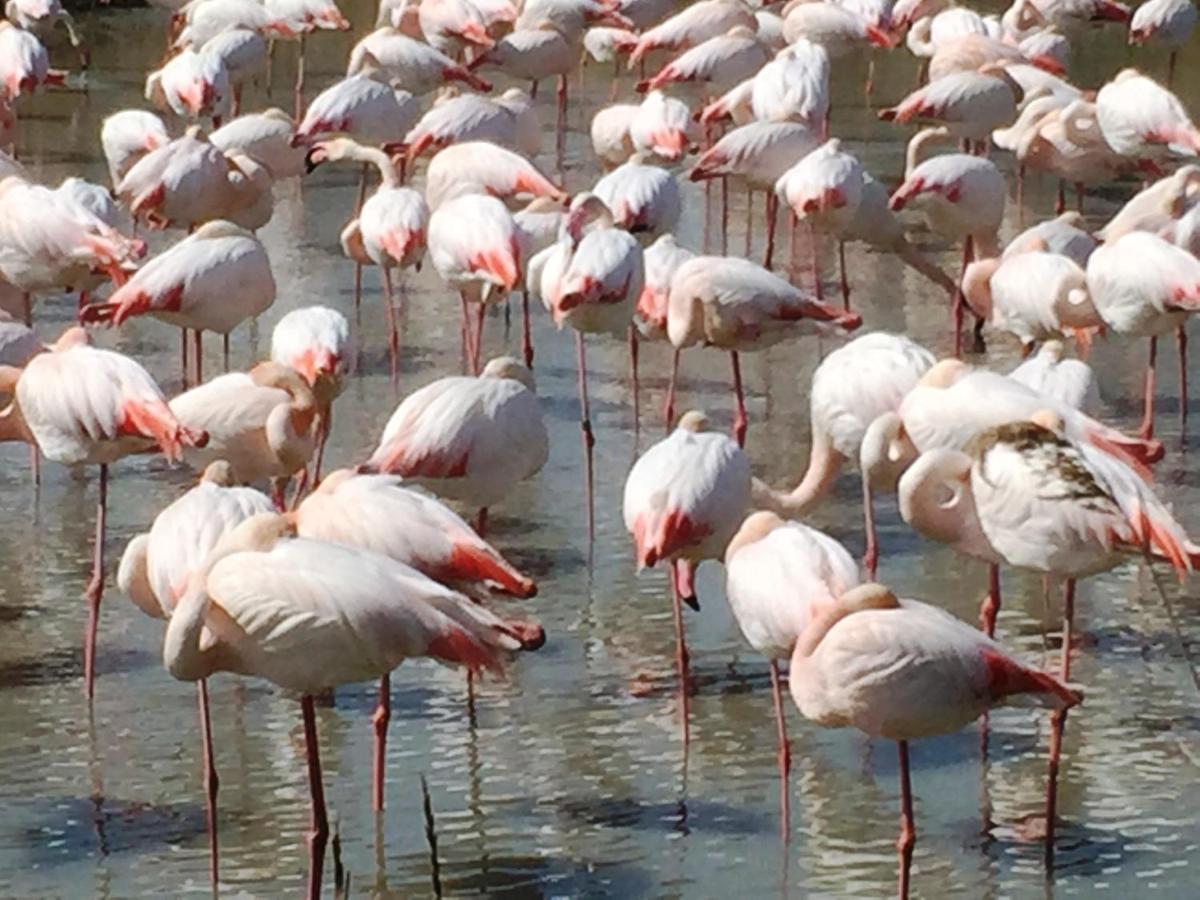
163, 579, 214, 682
346, 144, 400, 186
751, 436, 844, 516
905, 127, 950, 178
0, 402, 32, 445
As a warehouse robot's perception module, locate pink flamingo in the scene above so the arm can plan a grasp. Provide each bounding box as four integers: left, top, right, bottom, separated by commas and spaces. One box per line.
592, 153, 681, 237
624, 409, 751, 747
211, 108, 307, 178
628, 0, 756, 68
348, 25, 493, 94
1095, 68, 1200, 162
789, 581, 1079, 897
118, 461, 273, 888
422, 140, 566, 210
292, 468, 537, 810
636, 25, 771, 94
365, 356, 548, 534
723, 510, 860, 838
100, 109, 169, 186
0, 327, 207, 699
145, 46, 232, 127
162, 512, 541, 900
405, 89, 540, 162
1130, 0, 1197, 86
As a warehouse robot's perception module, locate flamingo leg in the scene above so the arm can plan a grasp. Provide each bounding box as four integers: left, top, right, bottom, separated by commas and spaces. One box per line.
629, 324, 640, 437
1138, 336, 1158, 441
459, 293, 475, 375
474, 507, 488, 537
951, 236, 974, 358
301, 695, 330, 900
382, 265, 400, 388
669, 562, 691, 751
222, 333, 230, 372
810, 222, 823, 301
720, 175, 729, 255
762, 191, 778, 269
1044, 578, 1075, 870
664, 348, 680, 434
980, 563, 1001, 637
293, 35, 306, 121
198, 678, 220, 887
1177, 325, 1188, 447
1055, 180, 1065, 215
21, 292, 30, 326
372, 673, 391, 812
556, 74, 567, 167
575, 332, 595, 540
82, 463, 107, 701
896, 740, 916, 900
180, 327, 189, 389
311, 408, 331, 485
193, 329, 203, 385
352, 262, 364, 334
838, 240, 850, 310
768, 660, 791, 842
1016, 164, 1024, 224
1075, 182, 1085, 214
472, 302, 486, 376
862, 470, 878, 579
521, 289, 534, 369
730, 351, 747, 447
1168, 51, 1177, 88
744, 189, 753, 257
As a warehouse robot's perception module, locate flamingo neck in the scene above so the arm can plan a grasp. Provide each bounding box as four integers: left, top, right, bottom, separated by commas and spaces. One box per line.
794, 583, 900, 659
163, 578, 215, 682
0, 402, 32, 446
905, 127, 950, 178
751, 436, 844, 516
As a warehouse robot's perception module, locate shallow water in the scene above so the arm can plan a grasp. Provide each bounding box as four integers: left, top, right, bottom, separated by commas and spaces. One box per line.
2, 3, 1200, 897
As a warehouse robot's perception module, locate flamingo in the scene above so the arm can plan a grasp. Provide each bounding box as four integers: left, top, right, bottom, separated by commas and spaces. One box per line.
468, 21, 580, 158
879, 64, 1022, 149
789, 581, 1079, 898
168, 361, 320, 504
1003, 211, 1097, 267
751, 331, 935, 576
199, 28, 268, 116
591, 102, 638, 168
174, 0, 292, 49
428, 192, 521, 373
100, 109, 170, 187
890, 127, 1007, 353
162, 511, 542, 900
899, 413, 1197, 863
723, 511, 860, 837
781, 2, 894, 60
629, 89, 692, 162
291, 467, 537, 809
210, 108, 307, 178
750, 40, 830, 131
115, 126, 265, 231
1130, 0, 1197, 86
0, 327, 207, 699
0, 20, 63, 101
960, 250, 1101, 352
925, 33, 1062, 82
665, 254, 862, 446
536, 192, 643, 532
262, 0, 351, 116
689, 120, 820, 264
422, 140, 566, 210
405, 88, 539, 161
592, 153, 682, 238
80, 221, 276, 385
145, 46, 232, 127
117, 461, 273, 888
292, 63, 419, 148
634, 232, 695, 341
1085, 230, 1200, 441
698, 76, 756, 128
4, 0, 88, 70
1097, 164, 1200, 242
419, 0, 495, 57
1094, 68, 1200, 162
365, 356, 548, 534
623, 409, 751, 747
348, 25, 493, 94
306, 137, 428, 377
636, 25, 771, 95
627, 0, 756, 68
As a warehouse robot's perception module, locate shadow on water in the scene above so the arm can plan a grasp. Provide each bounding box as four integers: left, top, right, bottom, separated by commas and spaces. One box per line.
982, 814, 1150, 881
544, 794, 765, 838
0, 646, 157, 690
380, 852, 656, 898
12, 796, 207, 867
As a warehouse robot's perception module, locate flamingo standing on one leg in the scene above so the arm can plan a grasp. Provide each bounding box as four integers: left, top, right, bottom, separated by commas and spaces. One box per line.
624, 409, 752, 749
117, 461, 273, 888
789, 581, 1080, 898
0, 327, 207, 700
724, 511, 860, 838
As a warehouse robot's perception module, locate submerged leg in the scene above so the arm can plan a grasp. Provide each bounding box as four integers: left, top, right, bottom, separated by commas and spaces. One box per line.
769, 660, 791, 841
979, 563, 1001, 637
730, 351, 747, 447
629, 324, 640, 436
301, 695, 330, 900
897, 740, 916, 900
669, 562, 692, 752
372, 673, 391, 812
1139, 336, 1158, 441
664, 348, 680, 434
1044, 578, 1075, 870
1177, 325, 1188, 447
576, 332, 595, 540
82, 464, 108, 701
198, 679, 220, 887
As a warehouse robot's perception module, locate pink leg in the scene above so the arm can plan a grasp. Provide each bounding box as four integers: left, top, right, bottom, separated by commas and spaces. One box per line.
459, 293, 474, 375
720, 175, 729, 255
82, 464, 107, 701
293, 36, 306, 121
862, 471, 878, 579
1168, 50, 1177, 88
1044, 578, 1075, 870
744, 189, 753, 257
810, 223, 824, 301
769, 660, 791, 842
556, 74, 567, 167
952, 236, 974, 359
310, 411, 330, 486
669, 563, 691, 751
521, 290, 534, 369
222, 334, 230, 373
198, 679, 220, 887
301, 695, 330, 900
897, 740, 915, 899
730, 351, 747, 447
629, 325, 640, 436
838, 240, 850, 311
1016, 165, 1024, 225
193, 329, 203, 386
180, 327, 189, 390
980, 563, 1001, 637
1177, 325, 1188, 448
1055, 181, 1065, 216
472, 302, 485, 376
762, 192, 778, 269
352, 262, 363, 332
576, 332, 595, 540
21, 292, 30, 326
372, 673, 390, 812
474, 507, 488, 537
1139, 336, 1158, 441
382, 266, 400, 389
664, 348, 680, 434
1075, 182, 1085, 215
